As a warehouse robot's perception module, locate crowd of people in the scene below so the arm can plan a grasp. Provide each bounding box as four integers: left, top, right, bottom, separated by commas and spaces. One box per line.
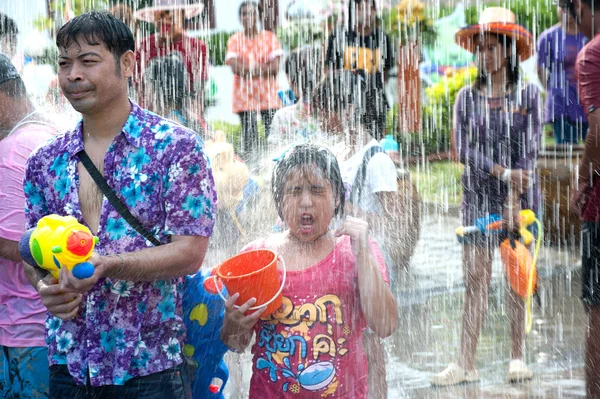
0, 0, 599, 398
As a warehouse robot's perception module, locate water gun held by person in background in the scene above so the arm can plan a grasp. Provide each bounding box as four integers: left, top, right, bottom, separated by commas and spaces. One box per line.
18, 214, 98, 279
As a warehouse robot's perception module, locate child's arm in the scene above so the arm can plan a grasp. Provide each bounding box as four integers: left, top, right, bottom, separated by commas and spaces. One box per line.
335, 217, 398, 338
220, 294, 266, 352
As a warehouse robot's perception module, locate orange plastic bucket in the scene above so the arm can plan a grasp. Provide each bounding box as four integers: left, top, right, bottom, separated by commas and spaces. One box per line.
500, 238, 536, 298
215, 250, 286, 317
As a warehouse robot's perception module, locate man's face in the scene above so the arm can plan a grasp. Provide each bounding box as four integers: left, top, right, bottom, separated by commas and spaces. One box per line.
240, 5, 259, 30
355, 0, 375, 27
154, 10, 185, 38
572, 0, 595, 38
58, 39, 132, 114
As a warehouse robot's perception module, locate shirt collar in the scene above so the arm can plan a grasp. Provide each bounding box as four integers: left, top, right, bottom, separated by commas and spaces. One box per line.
64, 100, 146, 158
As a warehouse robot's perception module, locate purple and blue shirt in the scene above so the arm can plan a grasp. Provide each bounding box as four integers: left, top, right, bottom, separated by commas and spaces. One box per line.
23, 102, 216, 386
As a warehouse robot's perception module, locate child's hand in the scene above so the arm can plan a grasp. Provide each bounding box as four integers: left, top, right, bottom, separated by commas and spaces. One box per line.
334, 216, 370, 257
221, 293, 266, 350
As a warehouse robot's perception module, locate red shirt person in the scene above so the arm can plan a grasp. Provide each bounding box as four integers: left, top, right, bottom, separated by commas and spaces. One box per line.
570, 0, 600, 397
134, 0, 208, 113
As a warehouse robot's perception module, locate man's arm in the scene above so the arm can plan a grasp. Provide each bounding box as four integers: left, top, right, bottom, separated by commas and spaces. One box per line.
0, 238, 20, 263
579, 109, 600, 183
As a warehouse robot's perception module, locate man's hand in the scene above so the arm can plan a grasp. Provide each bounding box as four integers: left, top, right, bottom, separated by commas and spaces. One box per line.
334, 216, 370, 257
37, 275, 82, 320
508, 170, 532, 193
58, 253, 111, 294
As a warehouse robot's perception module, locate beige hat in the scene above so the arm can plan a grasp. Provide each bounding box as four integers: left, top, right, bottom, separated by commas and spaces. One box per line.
455, 7, 534, 61
204, 132, 249, 211
135, 0, 204, 23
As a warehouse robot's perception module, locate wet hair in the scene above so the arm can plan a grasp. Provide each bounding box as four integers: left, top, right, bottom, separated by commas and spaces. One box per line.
0, 77, 27, 98
285, 46, 322, 100
0, 13, 18, 40
312, 69, 370, 129
473, 33, 520, 90
146, 54, 188, 111
56, 11, 135, 66
239, 1, 262, 18
272, 144, 345, 219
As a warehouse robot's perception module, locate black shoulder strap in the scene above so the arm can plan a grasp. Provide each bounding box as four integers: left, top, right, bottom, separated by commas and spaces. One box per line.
77, 150, 162, 246
351, 145, 384, 205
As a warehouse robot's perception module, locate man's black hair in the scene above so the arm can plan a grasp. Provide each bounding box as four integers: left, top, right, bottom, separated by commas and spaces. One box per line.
0, 13, 18, 39
473, 34, 520, 90
312, 69, 371, 129
285, 46, 321, 100
56, 11, 135, 61
0, 78, 27, 98
146, 54, 188, 110
348, 0, 378, 28
272, 144, 345, 219
239, 1, 262, 18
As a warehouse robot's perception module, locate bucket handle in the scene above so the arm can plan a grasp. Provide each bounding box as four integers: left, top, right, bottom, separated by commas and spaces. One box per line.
212, 256, 287, 311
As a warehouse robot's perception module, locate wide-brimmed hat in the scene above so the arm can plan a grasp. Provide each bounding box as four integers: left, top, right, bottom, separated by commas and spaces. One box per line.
455, 7, 533, 61
134, 0, 204, 23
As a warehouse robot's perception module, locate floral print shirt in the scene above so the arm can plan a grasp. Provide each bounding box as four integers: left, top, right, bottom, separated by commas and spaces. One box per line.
23, 102, 216, 386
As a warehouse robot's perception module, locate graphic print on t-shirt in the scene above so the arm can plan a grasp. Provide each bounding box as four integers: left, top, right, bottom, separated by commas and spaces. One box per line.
343, 46, 381, 74
255, 293, 351, 396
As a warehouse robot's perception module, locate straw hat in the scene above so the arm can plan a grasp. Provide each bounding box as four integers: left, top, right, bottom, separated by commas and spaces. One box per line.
455, 7, 533, 61
135, 0, 204, 23
204, 131, 249, 211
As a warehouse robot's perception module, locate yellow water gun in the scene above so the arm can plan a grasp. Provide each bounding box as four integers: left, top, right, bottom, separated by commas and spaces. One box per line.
19, 215, 98, 279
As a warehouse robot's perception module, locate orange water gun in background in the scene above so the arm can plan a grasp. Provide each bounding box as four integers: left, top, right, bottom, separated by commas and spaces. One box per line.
456, 209, 543, 334
19, 215, 98, 280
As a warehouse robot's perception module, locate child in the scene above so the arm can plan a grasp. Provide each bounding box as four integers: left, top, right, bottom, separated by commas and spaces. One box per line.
220, 144, 397, 398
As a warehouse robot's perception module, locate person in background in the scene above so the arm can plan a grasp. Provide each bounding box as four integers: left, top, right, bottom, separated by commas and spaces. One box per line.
108, 0, 138, 38
268, 46, 327, 153
325, 0, 394, 140
22, 12, 216, 397
537, 5, 588, 144
0, 54, 57, 399
0, 13, 21, 70
225, 0, 283, 162
431, 7, 541, 386
135, 0, 208, 115
566, 0, 600, 396
144, 53, 208, 137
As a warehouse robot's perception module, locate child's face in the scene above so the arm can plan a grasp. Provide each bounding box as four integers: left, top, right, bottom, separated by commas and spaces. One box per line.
281, 166, 338, 243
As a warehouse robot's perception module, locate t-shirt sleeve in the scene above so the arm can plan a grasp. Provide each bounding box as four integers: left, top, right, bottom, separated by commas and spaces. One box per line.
577, 40, 600, 117
325, 31, 341, 69
240, 239, 267, 253
367, 152, 397, 194
267, 31, 284, 60
225, 33, 240, 63
536, 31, 550, 69
162, 132, 217, 237
383, 32, 394, 71
0, 136, 46, 240
195, 39, 209, 82
368, 237, 389, 283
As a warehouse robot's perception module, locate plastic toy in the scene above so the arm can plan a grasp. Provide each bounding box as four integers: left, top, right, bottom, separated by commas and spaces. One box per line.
19, 214, 98, 279
183, 269, 230, 399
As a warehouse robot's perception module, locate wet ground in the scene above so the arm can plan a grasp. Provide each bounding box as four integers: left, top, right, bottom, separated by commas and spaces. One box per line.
223, 207, 587, 398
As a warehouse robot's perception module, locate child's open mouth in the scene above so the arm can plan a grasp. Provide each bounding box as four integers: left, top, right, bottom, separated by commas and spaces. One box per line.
300, 213, 314, 233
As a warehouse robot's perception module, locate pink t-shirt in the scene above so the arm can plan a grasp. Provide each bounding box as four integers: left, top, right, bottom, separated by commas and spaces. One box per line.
243, 235, 389, 398
0, 122, 56, 347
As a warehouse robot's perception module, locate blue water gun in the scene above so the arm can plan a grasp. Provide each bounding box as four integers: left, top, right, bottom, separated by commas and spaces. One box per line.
183, 269, 229, 399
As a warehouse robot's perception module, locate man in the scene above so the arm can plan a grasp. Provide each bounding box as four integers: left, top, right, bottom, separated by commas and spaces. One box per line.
135, 0, 208, 115
0, 54, 56, 399
568, 0, 600, 397
22, 11, 216, 397
325, 0, 394, 140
